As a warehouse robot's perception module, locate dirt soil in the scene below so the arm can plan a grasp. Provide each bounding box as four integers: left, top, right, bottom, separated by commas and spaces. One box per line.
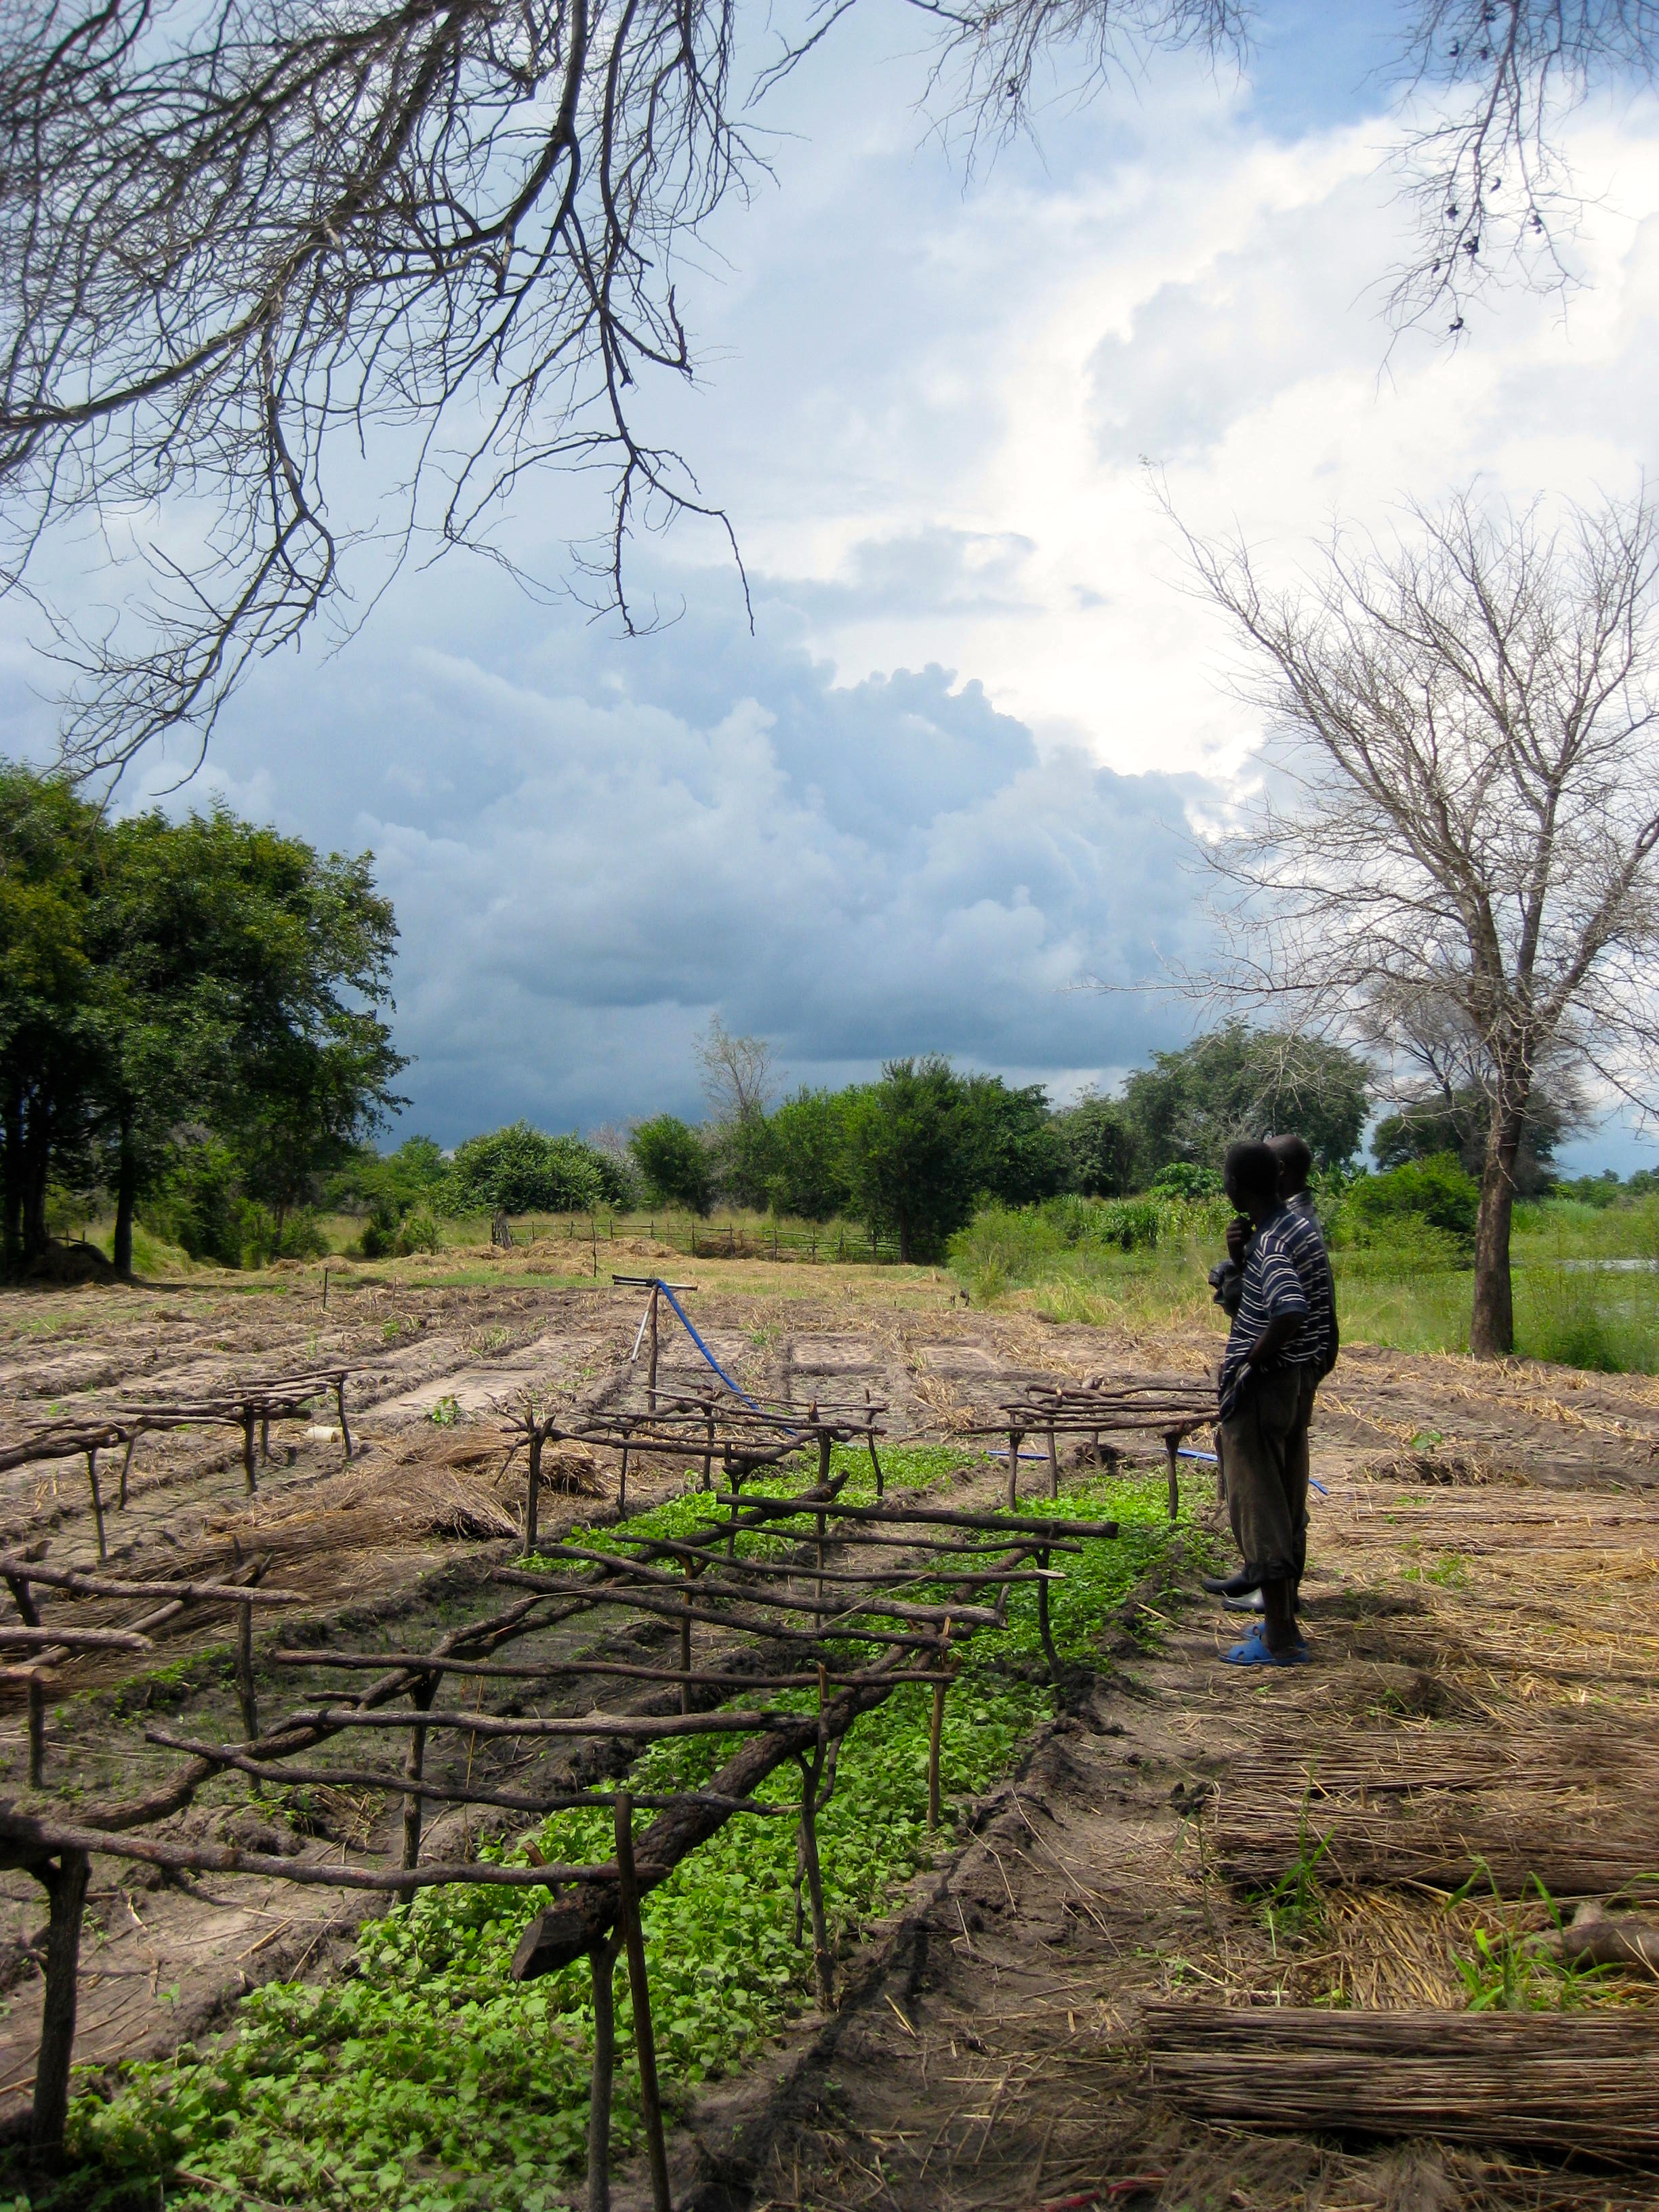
5, 1255, 1659, 2207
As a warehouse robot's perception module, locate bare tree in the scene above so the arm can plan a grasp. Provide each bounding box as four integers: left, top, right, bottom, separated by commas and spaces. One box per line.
1179, 486, 1659, 1358
695, 1015, 773, 1123
0, 0, 1652, 769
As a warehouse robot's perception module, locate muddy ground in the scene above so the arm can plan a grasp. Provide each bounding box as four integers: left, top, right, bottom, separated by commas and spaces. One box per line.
3, 1252, 1659, 2207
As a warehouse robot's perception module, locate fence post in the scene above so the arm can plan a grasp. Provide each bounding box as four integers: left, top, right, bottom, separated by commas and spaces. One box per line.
234, 1601, 258, 1740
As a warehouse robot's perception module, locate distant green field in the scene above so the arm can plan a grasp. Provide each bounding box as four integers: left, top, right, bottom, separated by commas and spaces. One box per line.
948, 1193, 1659, 1374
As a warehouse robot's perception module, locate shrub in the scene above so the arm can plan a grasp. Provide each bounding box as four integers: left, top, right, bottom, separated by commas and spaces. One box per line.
630, 1115, 714, 1214
246, 1208, 331, 1265
447, 1123, 607, 1214
394, 1209, 441, 1256
1341, 1152, 1479, 1252
1149, 1162, 1224, 1200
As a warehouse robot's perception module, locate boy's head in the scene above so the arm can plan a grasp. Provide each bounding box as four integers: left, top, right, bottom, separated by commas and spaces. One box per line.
1222, 1140, 1279, 1219
1267, 1132, 1313, 1199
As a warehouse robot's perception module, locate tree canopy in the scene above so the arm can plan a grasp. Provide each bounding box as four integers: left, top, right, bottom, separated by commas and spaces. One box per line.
0, 762, 405, 1273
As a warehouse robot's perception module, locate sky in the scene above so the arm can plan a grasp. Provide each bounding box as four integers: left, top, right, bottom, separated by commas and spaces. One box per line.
10, 0, 1659, 1169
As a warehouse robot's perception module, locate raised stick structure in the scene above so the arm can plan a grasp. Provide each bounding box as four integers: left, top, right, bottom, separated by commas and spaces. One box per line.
962, 1374, 1215, 1517
0, 1368, 358, 1564
0, 1401, 1119, 2205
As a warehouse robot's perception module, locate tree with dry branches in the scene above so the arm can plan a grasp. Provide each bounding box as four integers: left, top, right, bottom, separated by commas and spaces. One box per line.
0, 0, 1654, 769
1181, 487, 1659, 1358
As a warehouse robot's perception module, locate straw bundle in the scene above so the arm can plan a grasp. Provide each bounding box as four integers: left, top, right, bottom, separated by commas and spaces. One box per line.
1210, 1722, 1659, 1899
1143, 2003, 1659, 2153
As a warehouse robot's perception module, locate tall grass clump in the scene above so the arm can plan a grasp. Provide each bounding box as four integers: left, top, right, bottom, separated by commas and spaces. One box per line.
947, 1193, 1230, 1330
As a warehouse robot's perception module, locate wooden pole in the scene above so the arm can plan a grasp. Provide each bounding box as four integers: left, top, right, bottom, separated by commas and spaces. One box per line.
613, 1795, 672, 2212
119, 1430, 138, 1508
618, 1433, 630, 1519
27, 1674, 46, 1787
401, 1677, 440, 1883
587, 1936, 619, 2212
647, 1286, 659, 1412
678, 1557, 698, 1714
234, 1601, 258, 1740
527, 1429, 544, 1553
1164, 1431, 1180, 1522
701, 1405, 714, 1495
1036, 1547, 1060, 1683
84, 1448, 106, 1562
241, 1412, 258, 1498
928, 1677, 945, 1832
335, 1377, 353, 1461
796, 1753, 833, 2011
29, 1847, 89, 2178
259, 1413, 270, 1463
1006, 1431, 1023, 1512
1046, 1425, 1060, 1501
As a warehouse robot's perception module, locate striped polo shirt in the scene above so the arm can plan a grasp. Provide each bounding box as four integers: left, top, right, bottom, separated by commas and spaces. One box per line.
1279, 1191, 1337, 1377
1217, 1206, 1311, 1419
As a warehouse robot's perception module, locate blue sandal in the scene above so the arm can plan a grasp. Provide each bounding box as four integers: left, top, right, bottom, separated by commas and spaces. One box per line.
1223, 1625, 1309, 1667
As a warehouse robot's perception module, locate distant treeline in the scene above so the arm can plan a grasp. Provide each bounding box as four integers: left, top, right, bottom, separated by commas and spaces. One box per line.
341, 1027, 1375, 1266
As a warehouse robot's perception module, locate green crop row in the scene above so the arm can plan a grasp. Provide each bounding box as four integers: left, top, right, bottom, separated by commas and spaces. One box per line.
39, 1458, 1211, 2212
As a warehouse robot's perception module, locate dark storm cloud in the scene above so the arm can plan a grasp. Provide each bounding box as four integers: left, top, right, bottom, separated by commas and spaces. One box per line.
162, 586, 1215, 1139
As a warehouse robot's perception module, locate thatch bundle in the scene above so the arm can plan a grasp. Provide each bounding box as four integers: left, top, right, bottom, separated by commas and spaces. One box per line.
1143, 2003, 1659, 2154
1208, 1720, 1659, 1899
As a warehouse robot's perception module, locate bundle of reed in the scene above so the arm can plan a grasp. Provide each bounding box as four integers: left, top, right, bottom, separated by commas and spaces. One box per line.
1143, 2002, 1659, 2154
1209, 1722, 1659, 1898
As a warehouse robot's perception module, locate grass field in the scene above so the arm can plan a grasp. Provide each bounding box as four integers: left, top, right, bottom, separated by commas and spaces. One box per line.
948, 1193, 1659, 1374
73, 1188, 1659, 1374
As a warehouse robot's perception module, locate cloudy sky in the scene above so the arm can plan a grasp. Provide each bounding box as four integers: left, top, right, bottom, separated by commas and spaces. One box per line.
17, 1, 1659, 1164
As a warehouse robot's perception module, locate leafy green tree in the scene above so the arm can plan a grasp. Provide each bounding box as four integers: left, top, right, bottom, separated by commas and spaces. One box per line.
842, 1058, 987, 1263
1050, 1094, 1138, 1197
447, 1123, 609, 1214
92, 811, 405, 1265
0, 766, 405, 1273
0, 767, 104, 1268
707, 1114, 775, 1210
630, 1115, 714, 1214
1120, 1023, 1368, 1180
966, 1076, 1068, 1207
766, 1089, 853, 1221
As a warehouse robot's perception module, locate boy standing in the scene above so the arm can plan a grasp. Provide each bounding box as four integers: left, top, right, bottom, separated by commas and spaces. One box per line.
1211, 1141, 1319, 1666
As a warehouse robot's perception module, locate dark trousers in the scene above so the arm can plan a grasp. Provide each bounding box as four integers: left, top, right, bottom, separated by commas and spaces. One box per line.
1219, 1367, 1305, 1586
1284, 1365, 1319, 1582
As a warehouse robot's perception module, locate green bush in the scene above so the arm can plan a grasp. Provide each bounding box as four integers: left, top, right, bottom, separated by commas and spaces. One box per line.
447, 1123, 609, 1215
1339, 1152, 1479, 1252
246, 1208, 331, 1265
394, 1208, 442, 1256
630, 1115, 714, 1213
1149, 1162, 1224, 1200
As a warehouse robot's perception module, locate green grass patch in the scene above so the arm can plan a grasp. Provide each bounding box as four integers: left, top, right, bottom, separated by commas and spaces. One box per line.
53, 1469, 1210, 2212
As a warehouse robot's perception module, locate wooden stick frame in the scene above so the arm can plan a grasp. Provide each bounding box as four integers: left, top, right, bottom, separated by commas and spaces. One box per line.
0, 1393, 1122, 2194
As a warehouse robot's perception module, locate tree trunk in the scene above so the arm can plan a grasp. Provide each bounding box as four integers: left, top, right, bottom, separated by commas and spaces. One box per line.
22, 1097, 50, 1264
2, 1088, 22, 1275
1470, 1100, 1526, 1359
112, 1107, 138, 1278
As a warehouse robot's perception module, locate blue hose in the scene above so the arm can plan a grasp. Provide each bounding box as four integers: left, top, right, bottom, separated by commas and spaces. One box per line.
653, 1280, 769, 1416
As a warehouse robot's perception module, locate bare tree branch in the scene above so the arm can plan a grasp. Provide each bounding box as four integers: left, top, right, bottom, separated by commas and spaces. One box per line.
1169, 481, 1659, 1353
